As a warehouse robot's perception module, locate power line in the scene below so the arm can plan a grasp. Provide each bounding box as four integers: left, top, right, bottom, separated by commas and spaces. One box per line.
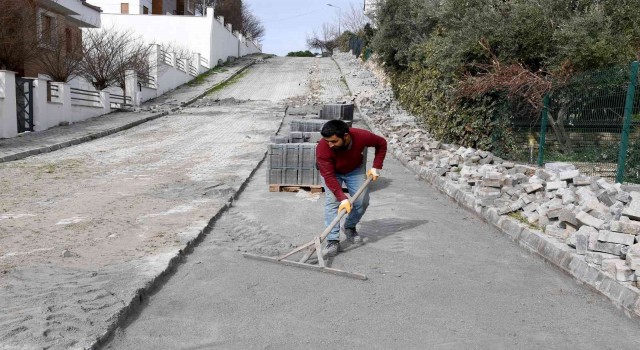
262, 8, 324, 23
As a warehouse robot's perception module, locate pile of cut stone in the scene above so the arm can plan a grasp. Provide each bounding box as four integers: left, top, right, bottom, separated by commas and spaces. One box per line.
332, 51, 640, 287
267, 103, 357, 187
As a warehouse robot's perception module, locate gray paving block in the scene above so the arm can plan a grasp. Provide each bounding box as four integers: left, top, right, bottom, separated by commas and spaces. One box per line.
290, 119, 327, 132
284, 169, 298, 184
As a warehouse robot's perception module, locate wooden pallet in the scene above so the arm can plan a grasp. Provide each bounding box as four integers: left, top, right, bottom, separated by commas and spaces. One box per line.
269, 184, 324, 193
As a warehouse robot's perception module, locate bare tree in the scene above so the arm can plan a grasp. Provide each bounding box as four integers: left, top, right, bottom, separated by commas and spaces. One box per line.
37, 22, 84, 82
0, 0, 41, 73
241, 3, 265, 42
306, 23, 339, 55
161, 41, 193, 61
341, 3, 368, 34
79, 27, 154, 92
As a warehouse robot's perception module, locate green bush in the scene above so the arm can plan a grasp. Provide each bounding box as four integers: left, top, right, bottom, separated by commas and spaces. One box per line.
286, 50, 315, 57
369, 0, 640, 156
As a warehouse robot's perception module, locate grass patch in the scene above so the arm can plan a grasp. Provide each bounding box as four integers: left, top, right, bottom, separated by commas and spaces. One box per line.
207, 69, 249, 94
188, 65, 230, 87
508, 211, 542, 231
340, 76, 352, 96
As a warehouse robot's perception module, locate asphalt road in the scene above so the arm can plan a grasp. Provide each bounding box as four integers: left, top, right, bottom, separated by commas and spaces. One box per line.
103, 57, 640, 350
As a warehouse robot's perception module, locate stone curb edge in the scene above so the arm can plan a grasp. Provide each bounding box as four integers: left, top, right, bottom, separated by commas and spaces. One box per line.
0, 61, 256, 164
90, 106, 288, 349
332, 57, 640, 319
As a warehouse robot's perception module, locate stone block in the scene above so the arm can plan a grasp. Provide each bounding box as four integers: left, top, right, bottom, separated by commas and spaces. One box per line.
573, 176, 591, 186
597, 190, 616, 207
523, 203, 538, 213
613, 220, 640, 235
598, 230, 635, 246
597, 178, 618, 196
547, 207, 563, 219
602, 259, 621, 278
546, 181, 568, 191
509, 199, 525, 212
536, 169, 553, 181
589, 240, 624, 256
576, 211, 604, 229
483, 179, 503, 188
616, 191, 631, 204
559, 169, 580, 181
576, 187, 597, 202
525, 183, 543, 194
614, 260, 636, 282
545, 162, 576, 174
559, 209, 578, 226
568, 230, 589, 254
625, 244, 640, 269
562, 191, 577, 205
622, 194, 640, 220
476, 187, 501, 199
585, 251, 619, 265
434, 167, 448, 177
545, 225, 565, 238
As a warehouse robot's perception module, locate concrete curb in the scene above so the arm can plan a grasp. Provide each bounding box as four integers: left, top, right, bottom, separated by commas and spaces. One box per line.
91, 106, 288, 349
333, 57, 640, 319
0, 61, 256, 164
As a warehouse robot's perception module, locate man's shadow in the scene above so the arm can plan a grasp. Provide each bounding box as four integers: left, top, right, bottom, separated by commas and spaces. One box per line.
367, 177, 392, 192
316, 217, 429, 266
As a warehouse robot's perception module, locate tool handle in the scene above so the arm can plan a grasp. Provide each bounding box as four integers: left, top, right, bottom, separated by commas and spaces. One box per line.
319, 175, 373, 241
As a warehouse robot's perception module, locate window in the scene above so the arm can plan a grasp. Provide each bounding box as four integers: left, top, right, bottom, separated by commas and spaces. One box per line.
65, 28, 73, 53
37, 10, 57, 48
142, 6, 149, 14
121, 3, 129, 14
42, 15, 54, 44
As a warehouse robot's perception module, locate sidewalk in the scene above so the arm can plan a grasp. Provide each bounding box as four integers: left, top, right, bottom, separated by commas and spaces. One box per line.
0, 55, 261, 163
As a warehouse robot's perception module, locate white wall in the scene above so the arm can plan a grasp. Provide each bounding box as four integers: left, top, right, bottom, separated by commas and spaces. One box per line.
100, 12, 213, 63
90, 0, 142, 14
210, 15, 240, 65
99, 7, 262, 67
33, 80, 110, 131
0, 71, 18, 138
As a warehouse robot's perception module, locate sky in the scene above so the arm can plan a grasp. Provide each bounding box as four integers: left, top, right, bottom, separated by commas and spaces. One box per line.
244, 0, 366, 56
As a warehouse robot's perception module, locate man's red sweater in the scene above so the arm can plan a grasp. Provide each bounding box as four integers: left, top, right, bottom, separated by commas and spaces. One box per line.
316, 128, 387, 201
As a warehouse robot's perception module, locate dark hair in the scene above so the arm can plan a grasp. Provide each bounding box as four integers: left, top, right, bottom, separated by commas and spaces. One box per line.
321, 120, 350, 138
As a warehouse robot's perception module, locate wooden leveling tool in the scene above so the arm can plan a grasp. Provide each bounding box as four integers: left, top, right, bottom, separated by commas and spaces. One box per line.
243, 176, 373, 280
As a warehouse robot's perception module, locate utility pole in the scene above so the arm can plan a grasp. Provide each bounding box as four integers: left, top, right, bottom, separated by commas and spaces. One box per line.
327, 3, 341, 35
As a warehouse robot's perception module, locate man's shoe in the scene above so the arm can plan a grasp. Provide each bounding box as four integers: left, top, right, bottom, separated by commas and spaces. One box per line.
324, 240, 340, 257
345, 227, 362, 244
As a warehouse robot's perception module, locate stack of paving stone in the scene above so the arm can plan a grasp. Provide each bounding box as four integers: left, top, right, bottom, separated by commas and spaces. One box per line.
267, 143, 320, 186
333, 51, 640, 287
319, 103, 354, 121
290, 119, 327, 133
270, 132, 322, 144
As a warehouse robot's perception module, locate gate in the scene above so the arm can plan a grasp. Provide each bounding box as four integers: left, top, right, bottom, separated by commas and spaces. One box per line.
15, 77, 34, 133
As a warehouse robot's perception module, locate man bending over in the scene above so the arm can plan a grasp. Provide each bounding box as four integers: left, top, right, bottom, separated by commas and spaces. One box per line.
316, 120, 388, 257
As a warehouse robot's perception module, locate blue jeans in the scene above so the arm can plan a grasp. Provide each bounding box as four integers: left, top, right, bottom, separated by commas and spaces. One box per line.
321, 167, 370, 241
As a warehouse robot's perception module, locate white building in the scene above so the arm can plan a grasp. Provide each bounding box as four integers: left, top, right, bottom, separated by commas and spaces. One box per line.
90, 0, 195, 15
364, 0, 378, 20
87, 0, 260, 66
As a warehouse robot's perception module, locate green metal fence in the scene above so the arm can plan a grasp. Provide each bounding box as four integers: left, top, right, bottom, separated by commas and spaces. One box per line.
536, 61, 640, 183
348, 36, 365, 58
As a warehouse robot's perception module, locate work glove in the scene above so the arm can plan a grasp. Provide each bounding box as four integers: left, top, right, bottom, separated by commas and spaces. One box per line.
367, 168, 381, 181
339, 199, 352, 214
